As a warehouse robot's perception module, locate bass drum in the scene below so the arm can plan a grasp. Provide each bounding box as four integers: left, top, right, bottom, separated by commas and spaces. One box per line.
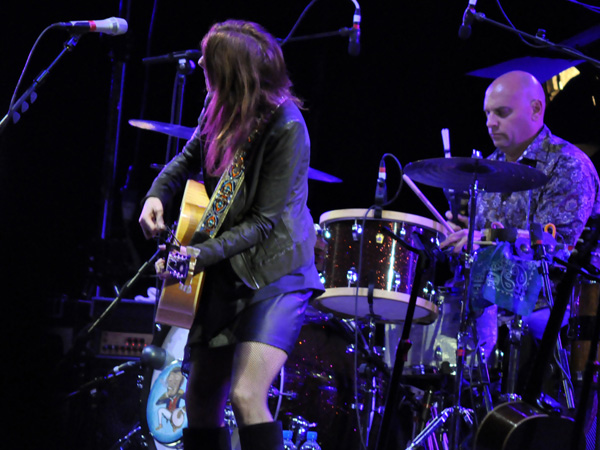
276, 319, 387, 450
140, 326, 190, 450
140, 326, 284, 450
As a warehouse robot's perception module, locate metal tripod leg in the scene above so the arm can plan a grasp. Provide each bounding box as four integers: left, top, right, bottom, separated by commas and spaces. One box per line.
405, 406, 475, 450
405, 316, 490, 450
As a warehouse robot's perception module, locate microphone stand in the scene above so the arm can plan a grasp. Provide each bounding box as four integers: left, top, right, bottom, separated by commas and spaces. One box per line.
0, 34, 81, 136
281, 27, 355, 43
464, 8, 600, 69
374, 227, 431, 450
142, 50, 199, 164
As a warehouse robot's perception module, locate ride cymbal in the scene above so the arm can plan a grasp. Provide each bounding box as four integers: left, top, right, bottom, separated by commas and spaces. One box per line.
404, 157, 548, 193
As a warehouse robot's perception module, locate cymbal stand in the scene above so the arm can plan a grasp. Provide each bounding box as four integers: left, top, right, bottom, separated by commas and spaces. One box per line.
451, 177, 480, 449
413, 175, 493, 450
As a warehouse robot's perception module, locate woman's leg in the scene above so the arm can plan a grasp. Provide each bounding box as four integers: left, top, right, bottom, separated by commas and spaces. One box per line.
230, 341, 287, 426
183, 344, 236, 450
230, 341, 287, 450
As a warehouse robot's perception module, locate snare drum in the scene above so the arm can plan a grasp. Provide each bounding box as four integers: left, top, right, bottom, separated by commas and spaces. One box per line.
317, 209, 444, 323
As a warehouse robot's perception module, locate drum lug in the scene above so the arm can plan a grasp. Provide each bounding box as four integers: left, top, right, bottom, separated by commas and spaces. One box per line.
347, 267, 358, 286
421, 281, 436, 301
352, 221, 363, 241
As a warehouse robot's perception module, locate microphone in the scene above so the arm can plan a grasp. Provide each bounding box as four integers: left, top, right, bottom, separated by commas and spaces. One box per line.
348, 6, 361, 56
458, 0, 477, 40
55, 17, 128, 36
141, 345, 177, 370
112, 360, 140, 374
374, 159, 387, 218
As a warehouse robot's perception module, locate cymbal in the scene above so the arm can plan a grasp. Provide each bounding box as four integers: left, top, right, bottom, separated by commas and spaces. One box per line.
130, 118, 342, 183
404, 157, 549, 193
129, 119, 195, 140
308, 167, 342, 183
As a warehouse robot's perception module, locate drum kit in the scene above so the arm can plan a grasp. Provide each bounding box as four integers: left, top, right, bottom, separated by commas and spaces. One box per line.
127, 119, 599, 450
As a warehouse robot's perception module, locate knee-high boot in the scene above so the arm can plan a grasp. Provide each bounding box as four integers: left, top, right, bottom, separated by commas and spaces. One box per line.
182, 426, 232, 450
238, 421, 284, 450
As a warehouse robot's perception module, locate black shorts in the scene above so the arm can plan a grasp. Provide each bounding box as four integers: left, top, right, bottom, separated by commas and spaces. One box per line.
184, 260, 311, 366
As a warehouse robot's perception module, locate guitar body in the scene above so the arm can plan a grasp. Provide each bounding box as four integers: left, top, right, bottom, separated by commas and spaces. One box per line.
474, 401, 584, 450
155, 179, 210, 329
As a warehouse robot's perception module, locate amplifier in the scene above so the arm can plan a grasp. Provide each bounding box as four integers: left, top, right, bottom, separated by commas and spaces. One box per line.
98, 330, 154, 357
88, 297, 156, 357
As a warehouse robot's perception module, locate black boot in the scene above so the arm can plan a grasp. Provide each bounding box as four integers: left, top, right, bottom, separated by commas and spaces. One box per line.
238, 421, 284, 450
182, 426, 232, 450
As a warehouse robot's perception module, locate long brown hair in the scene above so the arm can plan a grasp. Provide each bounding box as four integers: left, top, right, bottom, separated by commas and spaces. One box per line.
200, 20, 301, 176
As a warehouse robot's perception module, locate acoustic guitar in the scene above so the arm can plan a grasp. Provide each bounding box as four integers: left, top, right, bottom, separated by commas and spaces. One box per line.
474, 217, 600, 450
154, 179, 210, 329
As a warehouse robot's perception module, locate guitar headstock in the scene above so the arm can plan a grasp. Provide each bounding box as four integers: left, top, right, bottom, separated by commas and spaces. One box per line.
166, 251, 191, 281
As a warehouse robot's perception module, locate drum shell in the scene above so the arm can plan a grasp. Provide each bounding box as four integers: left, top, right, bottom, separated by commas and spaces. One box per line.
385, 288, 498, 374
317, 209, 444, 323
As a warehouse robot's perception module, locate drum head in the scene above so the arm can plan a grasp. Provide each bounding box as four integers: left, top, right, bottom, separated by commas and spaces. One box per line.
319, 208, 446, 235
146, 361, 188, 446
314, 288, 437, 323
141, 327, 189, 450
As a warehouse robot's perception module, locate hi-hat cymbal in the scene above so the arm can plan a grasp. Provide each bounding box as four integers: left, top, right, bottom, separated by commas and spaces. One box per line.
404, 157, 549, 193
130, 118, 342, 183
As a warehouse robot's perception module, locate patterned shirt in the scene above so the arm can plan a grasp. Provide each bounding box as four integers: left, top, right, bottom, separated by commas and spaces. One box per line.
474, 125, 600, 248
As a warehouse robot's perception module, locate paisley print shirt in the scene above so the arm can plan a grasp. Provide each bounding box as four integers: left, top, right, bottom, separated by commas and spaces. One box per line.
474, 126, 600, 248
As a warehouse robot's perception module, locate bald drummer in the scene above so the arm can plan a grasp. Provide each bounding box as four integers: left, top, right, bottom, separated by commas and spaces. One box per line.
441, 70, 600, 256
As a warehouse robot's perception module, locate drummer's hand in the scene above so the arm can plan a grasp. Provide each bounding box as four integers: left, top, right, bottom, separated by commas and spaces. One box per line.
440, 211, 480, 254
444, 211, 469, 231
139, 197, 166, 239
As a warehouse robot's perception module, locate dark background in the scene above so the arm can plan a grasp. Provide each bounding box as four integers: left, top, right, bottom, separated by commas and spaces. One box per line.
1, 1, 599, 449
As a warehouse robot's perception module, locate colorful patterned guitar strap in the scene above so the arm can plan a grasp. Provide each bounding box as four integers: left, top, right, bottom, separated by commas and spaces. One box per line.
195, 105, 278, 239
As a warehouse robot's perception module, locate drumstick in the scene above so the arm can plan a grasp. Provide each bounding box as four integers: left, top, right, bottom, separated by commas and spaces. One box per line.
402, 174, 455, 234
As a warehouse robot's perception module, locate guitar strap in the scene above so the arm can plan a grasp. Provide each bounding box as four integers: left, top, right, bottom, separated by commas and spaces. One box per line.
194, 103, 280, 239
174, 101, 282, 292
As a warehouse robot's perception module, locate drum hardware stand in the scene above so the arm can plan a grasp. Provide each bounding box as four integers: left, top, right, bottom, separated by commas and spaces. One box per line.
361, 278, 383, 448
499, 314, 524, 402
531, 223, 577, 410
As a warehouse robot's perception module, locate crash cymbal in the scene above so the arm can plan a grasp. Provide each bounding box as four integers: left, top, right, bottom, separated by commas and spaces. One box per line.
404, 157, 548, 193
131, 119, 342, 183
129, 119, 195, 140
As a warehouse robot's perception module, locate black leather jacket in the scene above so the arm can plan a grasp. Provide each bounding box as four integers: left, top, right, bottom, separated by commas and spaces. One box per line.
146, 99, 317, 289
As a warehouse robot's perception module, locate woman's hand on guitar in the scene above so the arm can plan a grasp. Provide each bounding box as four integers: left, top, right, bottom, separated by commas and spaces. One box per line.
139, 197, 166, 239
154, 257, 170, 280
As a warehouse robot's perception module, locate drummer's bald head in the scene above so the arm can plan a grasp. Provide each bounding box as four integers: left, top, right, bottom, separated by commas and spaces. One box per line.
486, 71, 546, 118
